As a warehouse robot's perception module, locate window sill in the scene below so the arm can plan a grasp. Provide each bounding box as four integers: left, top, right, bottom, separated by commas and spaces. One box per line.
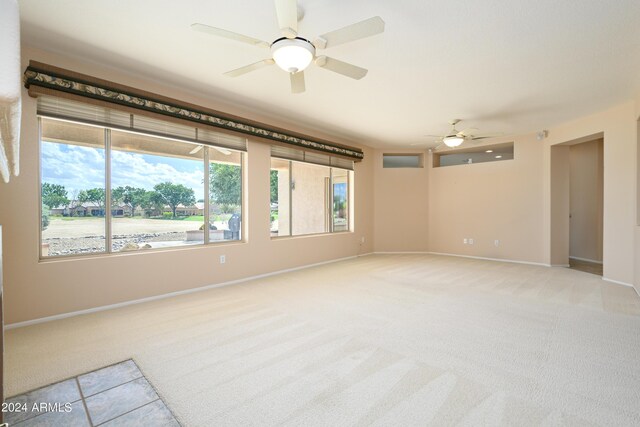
38, 239, 246, 263
270, 230, 353, 240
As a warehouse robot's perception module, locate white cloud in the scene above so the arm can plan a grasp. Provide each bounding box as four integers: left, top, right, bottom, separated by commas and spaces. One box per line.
41, 142, 105, 193
111, 151, 204, 197
42, 143, 205, 198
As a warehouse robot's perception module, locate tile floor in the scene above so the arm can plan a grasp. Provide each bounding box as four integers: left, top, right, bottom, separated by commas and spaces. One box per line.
4, 360, 179, 427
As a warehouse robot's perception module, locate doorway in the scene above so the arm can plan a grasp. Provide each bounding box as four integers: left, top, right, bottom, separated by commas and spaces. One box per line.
569, 139, 604, 275
549, 133, 604, 276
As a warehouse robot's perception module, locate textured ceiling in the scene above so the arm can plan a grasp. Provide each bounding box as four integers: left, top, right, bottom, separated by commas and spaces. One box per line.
18, 0, 640, 147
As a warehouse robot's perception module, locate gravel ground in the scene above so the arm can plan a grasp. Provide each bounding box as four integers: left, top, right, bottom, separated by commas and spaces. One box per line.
43, 232, 192, 256
43, 218, 205, 239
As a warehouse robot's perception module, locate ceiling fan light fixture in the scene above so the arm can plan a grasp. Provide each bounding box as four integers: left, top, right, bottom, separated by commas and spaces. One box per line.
443, 136, 464, 147
271, 37, 315, 73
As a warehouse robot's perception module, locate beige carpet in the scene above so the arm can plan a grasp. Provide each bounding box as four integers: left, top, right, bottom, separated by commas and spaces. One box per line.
6, 254, 640, 426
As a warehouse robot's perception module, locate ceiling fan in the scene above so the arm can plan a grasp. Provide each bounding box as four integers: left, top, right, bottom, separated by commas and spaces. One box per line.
418, 119, 502, 150
191, 0, 385, 93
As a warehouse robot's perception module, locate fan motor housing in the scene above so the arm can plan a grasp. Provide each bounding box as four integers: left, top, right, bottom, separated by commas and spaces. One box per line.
270, 37, 316, 73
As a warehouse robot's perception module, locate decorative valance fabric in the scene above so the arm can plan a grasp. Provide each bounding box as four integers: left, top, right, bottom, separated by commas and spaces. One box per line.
23, 61, 364, 161
36, 95, 248, 153
271, 145, 354, 170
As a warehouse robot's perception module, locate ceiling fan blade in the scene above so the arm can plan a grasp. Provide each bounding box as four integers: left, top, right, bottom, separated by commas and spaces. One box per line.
315, 56, 368, 80
224, 59, 275, 77
212, 146, 232, 155
314, 16, 385, 49
274, 0, 298, 38
190, 145, 231, 155
470, 133, 504, 140
458, 128, 479, 137
191, 23, 270, 48
189, 145, 203, 155
290, 71, 305, 94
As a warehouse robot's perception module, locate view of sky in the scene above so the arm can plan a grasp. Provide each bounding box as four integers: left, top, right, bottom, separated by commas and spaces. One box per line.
334, 182, 347, 199
41, 141, 205, 197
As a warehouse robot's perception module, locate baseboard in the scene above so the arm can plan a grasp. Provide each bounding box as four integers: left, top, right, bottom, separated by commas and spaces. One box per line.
550, 264, 570, 268
5, 254, 359, 330
426, 251, 549, 267
602, 277, 634, 288
373, 251, 430, 255
569, 256, 603, 264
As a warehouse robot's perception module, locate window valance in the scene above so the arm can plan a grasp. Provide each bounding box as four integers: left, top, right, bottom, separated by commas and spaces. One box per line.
23, 61, 364, 161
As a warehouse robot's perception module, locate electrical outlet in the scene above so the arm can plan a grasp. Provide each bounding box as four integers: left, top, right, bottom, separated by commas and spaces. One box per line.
361, 236, 365, 244
220, 255, 226, 264
494, 240, 500, 247
469, 238, 474, 245
463, 238, 468, 244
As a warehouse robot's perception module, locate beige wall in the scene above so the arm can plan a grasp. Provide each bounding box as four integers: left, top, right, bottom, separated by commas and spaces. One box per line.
3, 46, 640, 324
544, 102, 636, 284
291, 163, 330, 235
635, 92, 640, 295
372, 150, 429, 252
428, 135, 546, 264
0, 47, 374, 324
550, 145, 571, 266
426, 101, 637, 284
569, 139, 604, 262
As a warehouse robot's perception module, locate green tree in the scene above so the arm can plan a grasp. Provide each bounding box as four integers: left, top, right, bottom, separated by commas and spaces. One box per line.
153, 182, 195, 218
113, 186, 147, 216
210, 163, 241, 206
270, 170, 278, 204
41, 203, 50, 230
78, 188, 106, 214
139, 191, 163, 217
124, 187, 148, 217
68, 189, 82, 217
41, 182, 69, 209
111, 186, 125, 206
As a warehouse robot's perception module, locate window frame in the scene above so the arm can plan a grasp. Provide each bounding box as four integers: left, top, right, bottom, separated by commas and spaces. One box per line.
382, 153, 424, 168
38, 117, 246, 260
270, 157, 353, 239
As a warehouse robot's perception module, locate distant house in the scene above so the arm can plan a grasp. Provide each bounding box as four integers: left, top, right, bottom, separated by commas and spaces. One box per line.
171, 202, 205, 217
50, 201, 131, 217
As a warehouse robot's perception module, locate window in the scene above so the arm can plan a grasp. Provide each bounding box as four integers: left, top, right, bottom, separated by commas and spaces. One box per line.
270, 155, 353, 237
332, 168, 349, 232
110, 130, 205, 251
432, 142, 514, 167
383, 153, 423, 168
209, 149, 243, 242
41, 120, 106, 256
270, 158, 290, 237
40, 117, 244, 258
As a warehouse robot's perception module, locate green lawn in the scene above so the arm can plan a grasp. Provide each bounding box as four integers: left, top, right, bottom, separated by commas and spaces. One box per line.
182, 215, 205, 221
56, 216, 100, 221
